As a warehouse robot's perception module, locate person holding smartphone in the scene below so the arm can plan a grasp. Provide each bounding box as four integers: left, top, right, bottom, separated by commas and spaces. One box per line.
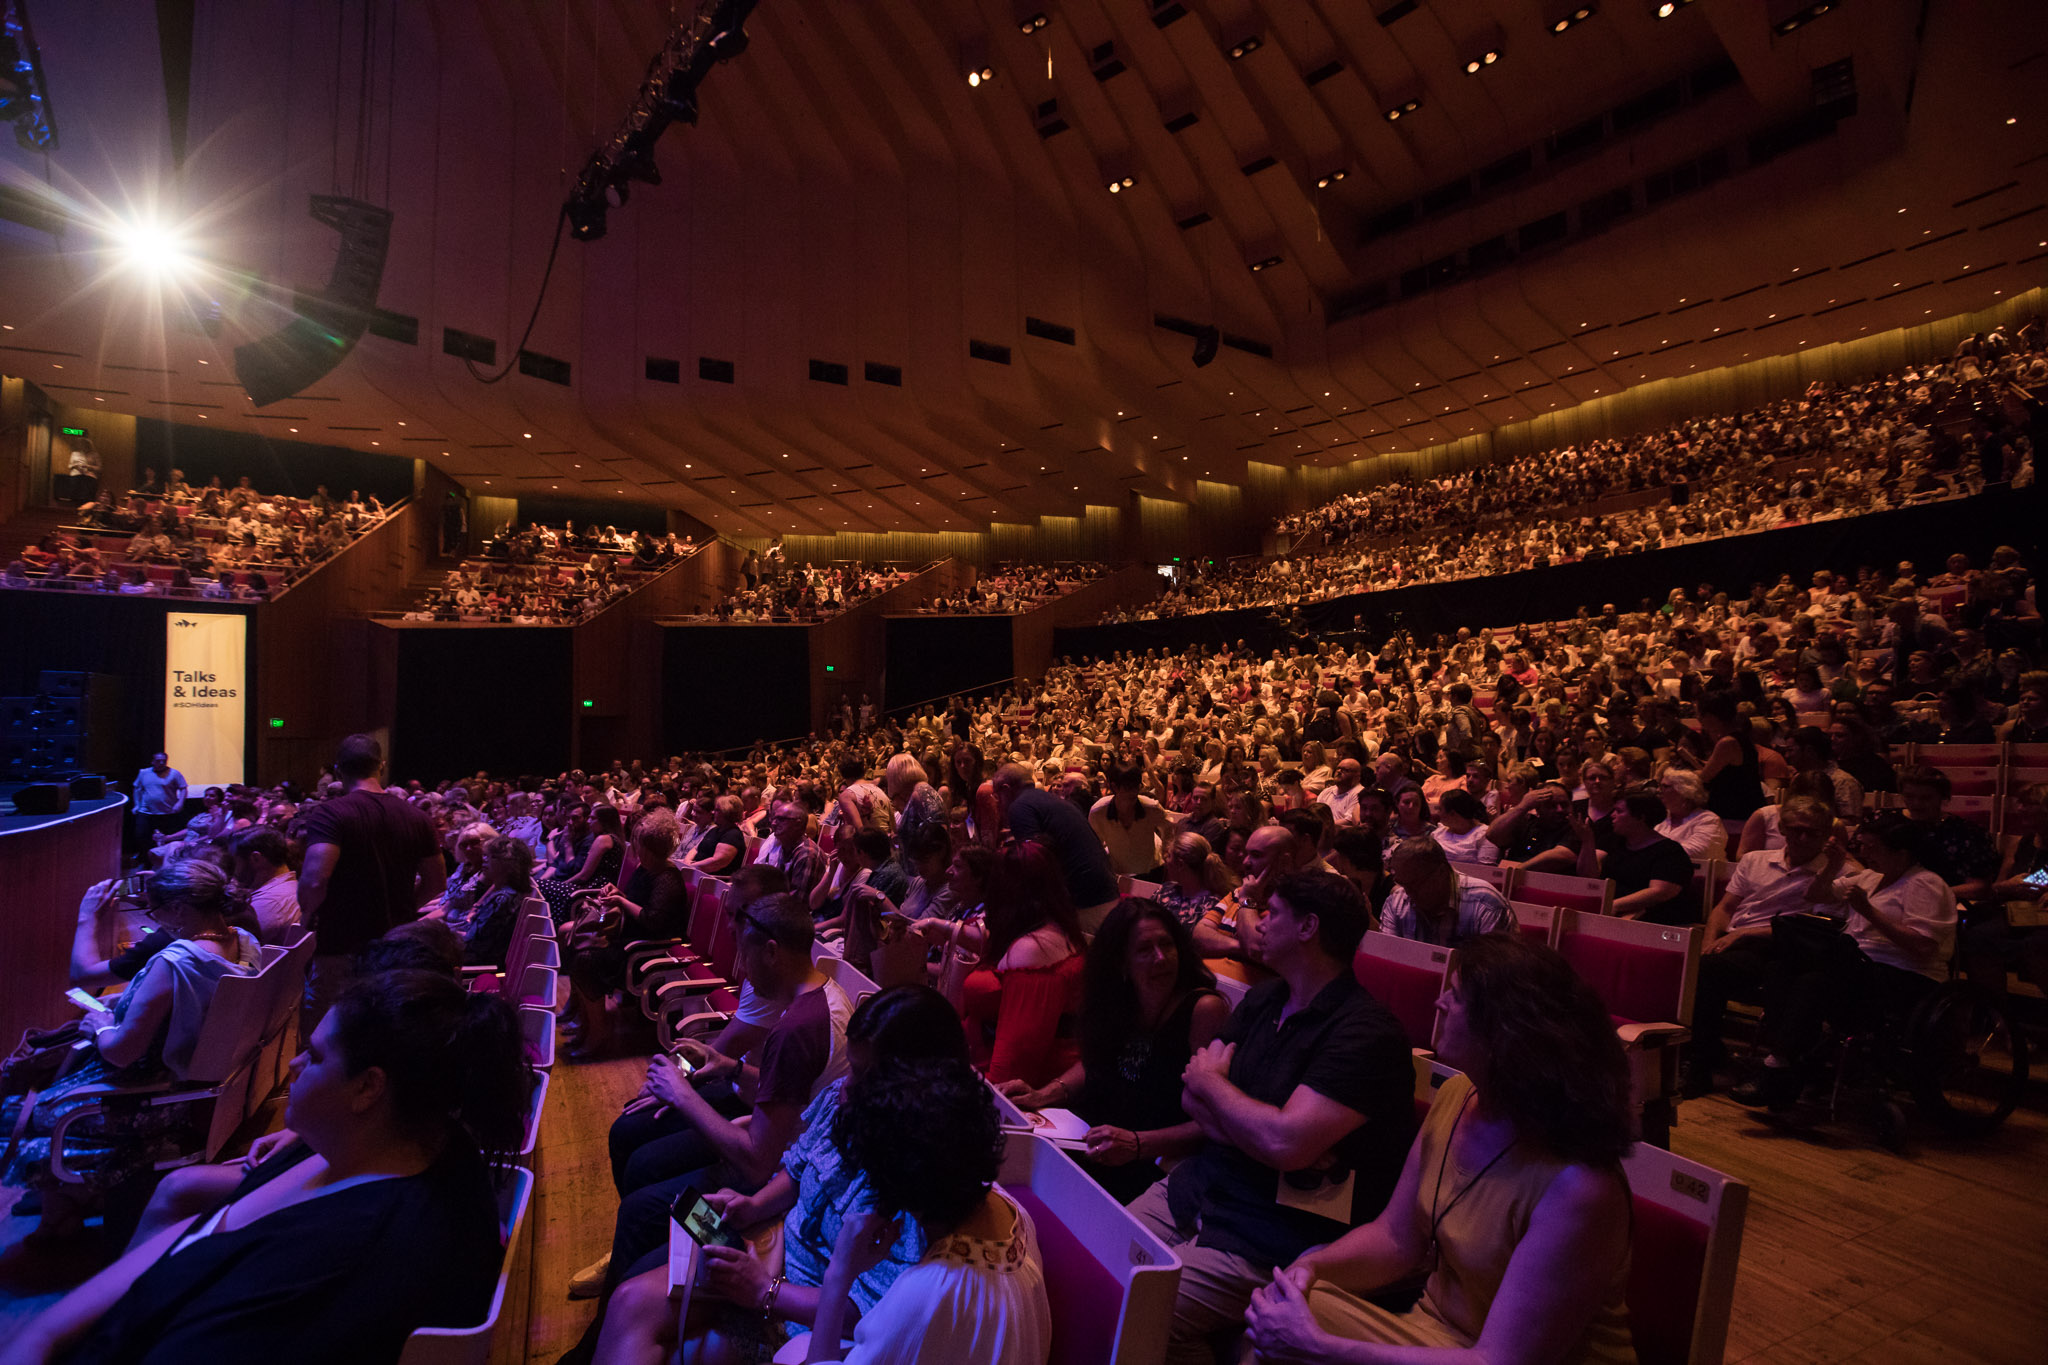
593, 987, 970, 1364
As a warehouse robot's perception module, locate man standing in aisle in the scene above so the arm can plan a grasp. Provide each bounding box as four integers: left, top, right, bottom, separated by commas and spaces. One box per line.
295, 734, 443, 1029
992, 762, 1120, 933
131, 752, 188, 854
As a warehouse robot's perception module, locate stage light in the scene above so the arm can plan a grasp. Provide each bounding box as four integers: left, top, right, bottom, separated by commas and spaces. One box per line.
115, 216, 191, 279
1385, 98, 1421, 121
1654, 0, 1695, 16
1552, 6, 1595, 32
1316, 169, 1348, 188
1108, 175, 1135, 193
1021, 13, 1048, 32
967, 66, 994, 86
1228, 36, 1261, 59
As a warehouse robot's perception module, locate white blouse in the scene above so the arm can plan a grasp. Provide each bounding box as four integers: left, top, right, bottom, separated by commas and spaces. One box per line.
834, 1191, 1051, 1365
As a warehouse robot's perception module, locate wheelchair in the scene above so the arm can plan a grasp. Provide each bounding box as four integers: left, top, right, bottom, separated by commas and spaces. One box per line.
1810, 975, 2030, 1151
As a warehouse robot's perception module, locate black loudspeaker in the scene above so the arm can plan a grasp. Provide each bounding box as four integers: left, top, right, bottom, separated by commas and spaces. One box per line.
1192, 324, 1221, 368
1670, 482, 1691, 506
68, 774, 108, 800
235, 194, 393, 406
11, 783, 70, 816
38, 670, 88, 698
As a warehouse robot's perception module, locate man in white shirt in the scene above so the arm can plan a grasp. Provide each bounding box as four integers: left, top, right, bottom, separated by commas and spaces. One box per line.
1685, 796, 1834, 1093
230, 825, 303, 944
1089, 764, 1173, 878
1315, 758, 1365, 827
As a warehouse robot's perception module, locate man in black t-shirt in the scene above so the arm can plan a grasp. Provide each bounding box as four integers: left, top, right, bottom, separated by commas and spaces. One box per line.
992, 763, 1119, 932
296, 735, 443, 1028
1125, 870, 1414, 1365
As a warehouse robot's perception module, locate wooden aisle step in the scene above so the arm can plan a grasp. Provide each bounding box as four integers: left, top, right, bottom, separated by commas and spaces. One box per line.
519, 1049, 647, 1364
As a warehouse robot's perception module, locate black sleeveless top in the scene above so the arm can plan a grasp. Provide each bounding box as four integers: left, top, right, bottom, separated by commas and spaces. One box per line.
1705, 731, 1767, 819
1075, 989, 1221, 1203
70, 1141, 503, 1365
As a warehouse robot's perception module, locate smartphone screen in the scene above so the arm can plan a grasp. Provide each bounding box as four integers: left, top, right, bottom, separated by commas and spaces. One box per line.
66, 987, 107, 1014
669, 1185, 743, 1250
2023, 867, 2048, 891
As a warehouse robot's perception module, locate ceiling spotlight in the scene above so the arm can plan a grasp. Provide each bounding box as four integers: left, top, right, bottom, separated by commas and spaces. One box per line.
1108, 174, 1136, 193
114, 216, 192, 279
1384, 98, 1422, 122
1552, 6, 1595, 32
1315, 169, 1348, 188
1654, 0, 1695, 16
1228, 35, 1262, 59
967, 66, 994, 86
1021, 13, 1048, 32
1250, 255, 1283, 272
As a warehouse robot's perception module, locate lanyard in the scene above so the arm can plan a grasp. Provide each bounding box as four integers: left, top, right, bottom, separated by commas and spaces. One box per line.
1422, 1092, 1517, 1275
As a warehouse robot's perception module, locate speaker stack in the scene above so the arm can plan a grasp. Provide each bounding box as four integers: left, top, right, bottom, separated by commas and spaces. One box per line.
0, 671, 121, 784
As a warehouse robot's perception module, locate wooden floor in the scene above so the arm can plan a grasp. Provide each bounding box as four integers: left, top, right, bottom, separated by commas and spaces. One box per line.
4, 1052, 2044, 1364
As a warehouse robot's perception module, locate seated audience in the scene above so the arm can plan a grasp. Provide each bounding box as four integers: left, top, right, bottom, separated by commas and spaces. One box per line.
1244, 933, 1635, 1362
943, 845, 1086, 1089
1124, 870, 1415, 1365
4, 861, 263, 1238
999, 899, 1230, 1202
4, 970, 528, 1363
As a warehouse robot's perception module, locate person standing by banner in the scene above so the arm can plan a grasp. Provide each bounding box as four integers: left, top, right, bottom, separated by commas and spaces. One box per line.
295, 735, 443, 1030
131, 752, 188, 853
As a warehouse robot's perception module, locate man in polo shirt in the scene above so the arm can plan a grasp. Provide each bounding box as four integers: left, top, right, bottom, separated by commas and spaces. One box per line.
1379, 836, 1512, 947
1685, 795, 1835, 1094
992, 762, 1120, 932
1127, 869, 1414, 1365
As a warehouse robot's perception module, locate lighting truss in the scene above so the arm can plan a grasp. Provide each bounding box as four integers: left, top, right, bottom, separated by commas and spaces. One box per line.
0, 0, 56, 152
565, 0, 759, 241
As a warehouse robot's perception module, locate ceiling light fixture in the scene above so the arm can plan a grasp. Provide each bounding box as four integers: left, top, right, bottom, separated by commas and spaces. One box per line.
1384, 98, 1422, 121
1021, 12, 1048, 33
1462, 49, 1502, 75
1315, 169, 1348, 188
1250, 255, 1283, 272
1108, 174, 1136, 193
1551, 6, 1595, 33
1654, 0, 1695, 16
1227, 35, 1262, 60
967, 66, 994, 87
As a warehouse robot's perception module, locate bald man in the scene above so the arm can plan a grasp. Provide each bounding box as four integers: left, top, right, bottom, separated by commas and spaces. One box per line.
1198, 824, 1310, 961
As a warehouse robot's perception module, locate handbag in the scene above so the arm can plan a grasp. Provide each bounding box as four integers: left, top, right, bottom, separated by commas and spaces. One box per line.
1, 1019, 89, 1174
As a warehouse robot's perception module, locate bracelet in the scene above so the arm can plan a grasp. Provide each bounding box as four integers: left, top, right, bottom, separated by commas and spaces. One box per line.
1133, 1131, 1144, 1161
762, 1274, 785, 1317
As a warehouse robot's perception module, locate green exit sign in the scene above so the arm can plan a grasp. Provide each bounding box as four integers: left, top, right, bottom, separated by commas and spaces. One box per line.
824, 665, 835, 673
581, 698, 595, 708
268, 717, 284, 728
60, 426, 87, 437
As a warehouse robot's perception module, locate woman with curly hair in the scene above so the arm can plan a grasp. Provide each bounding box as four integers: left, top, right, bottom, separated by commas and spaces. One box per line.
808, 1056, 1050, 1364
1244, 933, 1636, 1364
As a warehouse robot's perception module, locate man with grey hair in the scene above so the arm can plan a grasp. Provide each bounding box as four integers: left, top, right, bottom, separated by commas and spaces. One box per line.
1378, 836, 1514, 947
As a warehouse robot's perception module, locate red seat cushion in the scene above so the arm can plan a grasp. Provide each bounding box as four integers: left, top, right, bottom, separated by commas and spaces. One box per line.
1008, 1186, 1124, 1365
1559, 933, 1684, 1028
1628, 1196, 1708, 1365
1354, 956, 1441, 1050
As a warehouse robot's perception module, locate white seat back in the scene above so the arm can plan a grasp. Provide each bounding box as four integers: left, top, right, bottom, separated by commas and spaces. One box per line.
997, 1134, 1182, 1365
398, 1167, 537, 1365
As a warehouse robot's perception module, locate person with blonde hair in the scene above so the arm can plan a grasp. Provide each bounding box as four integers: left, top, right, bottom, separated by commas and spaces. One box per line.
884, 752, 946, 853
684, 794, 747, 874
1654, 768, 1727, 860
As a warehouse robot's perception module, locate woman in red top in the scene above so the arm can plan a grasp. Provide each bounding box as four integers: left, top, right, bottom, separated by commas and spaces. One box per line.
946, 844, 1087, 1088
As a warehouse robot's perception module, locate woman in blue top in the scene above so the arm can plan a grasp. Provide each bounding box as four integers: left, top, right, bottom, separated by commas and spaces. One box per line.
593, 986, 970, 1365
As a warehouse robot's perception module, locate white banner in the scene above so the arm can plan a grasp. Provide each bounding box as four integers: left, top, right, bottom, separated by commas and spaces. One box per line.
164, 611, 246, 790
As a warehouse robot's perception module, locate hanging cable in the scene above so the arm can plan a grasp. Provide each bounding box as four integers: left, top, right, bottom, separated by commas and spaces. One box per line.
465, 206, 570, 384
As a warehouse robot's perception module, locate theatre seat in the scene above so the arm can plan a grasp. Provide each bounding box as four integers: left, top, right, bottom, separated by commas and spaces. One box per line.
398, 1166, 536, 1365
1353, 931, 1451, 1052
1507, 898, 1561, 948
1448, 861, 1513, 897
997, 1134, 1182, 1365
1515, 869, 1614, 917
1622, 1143, 1748, 1365
1555, 912, 1700, 1145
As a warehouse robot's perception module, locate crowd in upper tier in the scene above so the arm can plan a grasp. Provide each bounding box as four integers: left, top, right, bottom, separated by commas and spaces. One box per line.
1103, 326, 2044, 622
399, 525, 700, 625
913, 563, 1108, 614
2, 470, 394, 601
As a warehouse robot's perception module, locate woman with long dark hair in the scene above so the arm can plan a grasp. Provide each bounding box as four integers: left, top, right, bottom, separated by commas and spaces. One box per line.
1244, 934, 1635, 1363
1000, 900, 1229, 1202
7, 971, 531, 1365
